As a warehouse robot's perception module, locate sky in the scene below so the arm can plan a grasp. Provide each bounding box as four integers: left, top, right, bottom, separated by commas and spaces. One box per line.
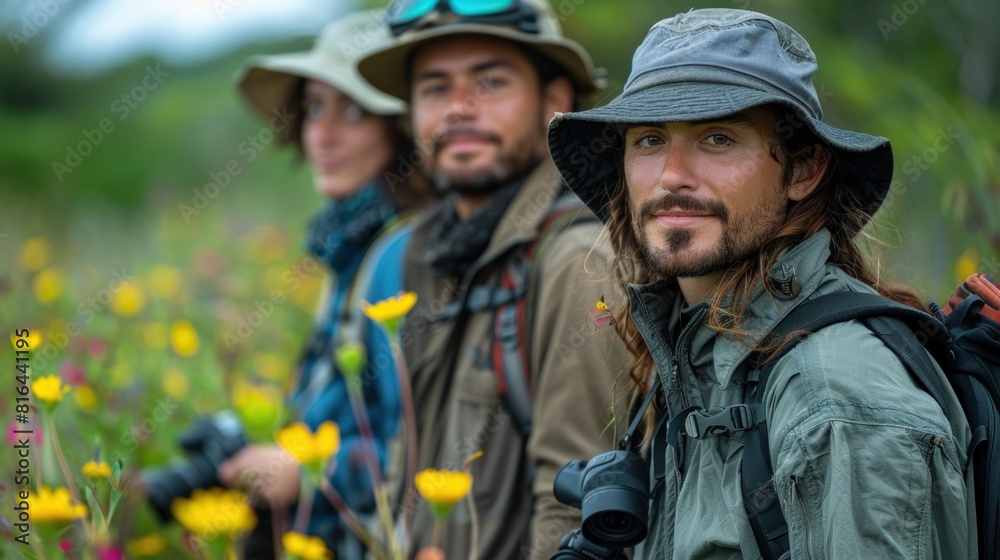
4, 0, 363, 75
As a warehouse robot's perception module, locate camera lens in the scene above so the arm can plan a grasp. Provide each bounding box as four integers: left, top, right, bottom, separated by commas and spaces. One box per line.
578, 450, 649, 549
601, 512, 629, 531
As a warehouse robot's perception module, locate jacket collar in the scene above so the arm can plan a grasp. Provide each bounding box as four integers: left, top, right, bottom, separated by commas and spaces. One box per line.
628, 228, 835, 389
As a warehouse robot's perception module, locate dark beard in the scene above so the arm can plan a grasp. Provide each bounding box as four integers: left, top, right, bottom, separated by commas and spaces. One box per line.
425, 112, 545, 195
634, 192, 785, 279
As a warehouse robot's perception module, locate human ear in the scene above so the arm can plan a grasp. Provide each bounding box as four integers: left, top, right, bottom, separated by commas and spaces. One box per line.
542, 76, 574, 122
788, 144, 831, 201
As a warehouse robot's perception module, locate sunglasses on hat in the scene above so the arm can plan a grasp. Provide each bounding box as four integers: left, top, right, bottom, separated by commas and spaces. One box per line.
387, 0, 540, 37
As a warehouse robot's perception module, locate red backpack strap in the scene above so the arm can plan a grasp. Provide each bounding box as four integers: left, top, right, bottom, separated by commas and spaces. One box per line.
491, 195, 598, 438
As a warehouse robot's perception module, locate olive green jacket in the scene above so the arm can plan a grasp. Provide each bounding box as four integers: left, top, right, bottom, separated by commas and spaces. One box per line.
398, 160, 631, 560
630, 229, 975, 560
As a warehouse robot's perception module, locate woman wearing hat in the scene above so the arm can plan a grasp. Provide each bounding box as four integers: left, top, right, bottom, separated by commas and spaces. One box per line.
219, 10, 434, 558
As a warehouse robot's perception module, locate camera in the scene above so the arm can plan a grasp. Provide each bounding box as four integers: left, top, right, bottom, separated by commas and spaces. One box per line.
140, 411, 248, 521
552, 449, 650, 557
550, 529, 629, 560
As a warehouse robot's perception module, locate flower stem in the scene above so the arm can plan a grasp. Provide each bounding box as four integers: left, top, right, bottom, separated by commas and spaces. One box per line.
391, 342, 419, 533
432, 518, 445, 550
465, 491, 479, 560
292, 476, 315, 536
317, 479, 388, 560
44, 412, 80, 502
345, 385, 402, 558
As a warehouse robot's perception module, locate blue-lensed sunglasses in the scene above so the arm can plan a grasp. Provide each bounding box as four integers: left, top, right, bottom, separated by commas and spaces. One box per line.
387, 0, 540, 37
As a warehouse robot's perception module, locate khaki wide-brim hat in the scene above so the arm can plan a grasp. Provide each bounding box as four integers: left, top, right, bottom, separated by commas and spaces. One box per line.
236, 9, 404, 120
357, 0, 605, 101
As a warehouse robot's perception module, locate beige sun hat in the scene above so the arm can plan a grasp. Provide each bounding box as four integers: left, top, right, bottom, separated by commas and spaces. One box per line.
236, 9, 405, 120
356, 0, 605, 101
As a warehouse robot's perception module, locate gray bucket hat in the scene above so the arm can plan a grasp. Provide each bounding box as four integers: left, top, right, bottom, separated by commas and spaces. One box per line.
236, 9, 404, 120
356, 0, 604, 101
547, 8, 894, 224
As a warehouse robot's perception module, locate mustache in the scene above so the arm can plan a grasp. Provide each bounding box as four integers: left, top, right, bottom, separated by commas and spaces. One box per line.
637, 194, 730, 223
434, 127, 502, 148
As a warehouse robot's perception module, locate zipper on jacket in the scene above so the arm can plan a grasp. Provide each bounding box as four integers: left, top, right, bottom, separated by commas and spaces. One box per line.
788, 475, 813, 560
668, 307, 707, 484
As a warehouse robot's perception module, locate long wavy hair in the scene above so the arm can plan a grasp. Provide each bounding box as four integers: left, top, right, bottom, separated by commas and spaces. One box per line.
605, 106, 926, 436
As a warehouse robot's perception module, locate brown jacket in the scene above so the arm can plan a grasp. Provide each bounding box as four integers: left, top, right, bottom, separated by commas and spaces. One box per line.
398, 160, 630, 560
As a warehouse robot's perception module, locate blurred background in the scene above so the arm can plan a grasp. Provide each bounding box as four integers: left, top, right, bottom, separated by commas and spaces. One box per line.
1, 0, 997, 556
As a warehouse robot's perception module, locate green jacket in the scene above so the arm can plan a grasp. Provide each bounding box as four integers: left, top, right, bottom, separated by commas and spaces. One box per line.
398, 160, 631, 560
630, 229, 975, 560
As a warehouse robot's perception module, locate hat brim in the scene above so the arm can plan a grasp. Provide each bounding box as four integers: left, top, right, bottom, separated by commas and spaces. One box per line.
236, 51, 404, 122
356, 23, 602, 101
548, 82, 893, 223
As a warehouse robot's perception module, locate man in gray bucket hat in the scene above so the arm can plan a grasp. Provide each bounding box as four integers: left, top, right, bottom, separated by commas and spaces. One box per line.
549, 9, 974, 559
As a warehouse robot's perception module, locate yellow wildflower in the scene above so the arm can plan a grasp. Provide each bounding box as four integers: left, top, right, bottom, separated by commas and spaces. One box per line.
415, 468, 473, 518
11, 331, 42, 351
252, 352, 290, 382
32, 375, 70, 407
171, 487, 257, 538
292, 274, 323, 312
110, 282, 146, 317
82, 460, 112, 480
27, 486, 87, 524
361, 292, 418, 333
143, 322, 168, 349
126, 534, 167, 557
162, 369, 190, 398
20, 237, 50, 271
275, 421, 340, 469
148, 265, 183, 300
170, 320, 200, 357
33, 267, 65, 304
956, 248, 979, 284
74, 384, 98, 411
283, 531, 333, 560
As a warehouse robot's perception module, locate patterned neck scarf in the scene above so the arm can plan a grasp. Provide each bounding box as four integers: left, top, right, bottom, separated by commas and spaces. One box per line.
422, 175, 526, 278
305, 180, 397, 274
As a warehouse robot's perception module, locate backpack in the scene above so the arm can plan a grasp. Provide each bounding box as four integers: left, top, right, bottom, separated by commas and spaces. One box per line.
703, 288, 1000, 560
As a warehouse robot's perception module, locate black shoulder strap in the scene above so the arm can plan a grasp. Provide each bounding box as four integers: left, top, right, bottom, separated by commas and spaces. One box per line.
741, 291, 953, 560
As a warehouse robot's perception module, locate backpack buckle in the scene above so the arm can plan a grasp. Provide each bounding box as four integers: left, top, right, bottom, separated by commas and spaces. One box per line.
685, 405, 754, 438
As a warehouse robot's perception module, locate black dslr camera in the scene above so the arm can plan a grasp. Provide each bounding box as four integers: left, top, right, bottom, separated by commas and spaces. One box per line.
140, 411, 248, 521
551, 449, 650, 559
551, 377, 667, 559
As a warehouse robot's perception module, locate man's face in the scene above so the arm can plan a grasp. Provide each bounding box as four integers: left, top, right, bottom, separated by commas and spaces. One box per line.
624, 106, 793, 279
409, 35, 555, 195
